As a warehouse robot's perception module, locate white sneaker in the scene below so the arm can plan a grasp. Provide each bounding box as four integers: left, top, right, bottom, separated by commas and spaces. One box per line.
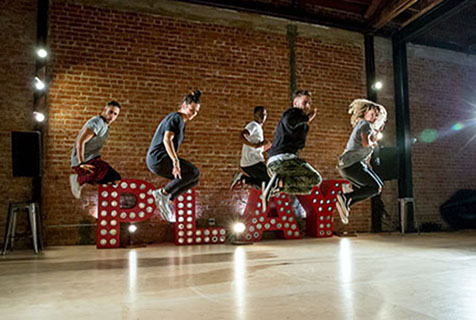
166, 199, 175, 223
342, 182, 353, 194
336, 193, 350, 224
69, 174, 84, 199
262, 175, 280, 212
230, 172, 243, 191
152, 189, 174, 223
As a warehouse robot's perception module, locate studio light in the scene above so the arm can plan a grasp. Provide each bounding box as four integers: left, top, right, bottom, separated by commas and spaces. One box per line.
37, 48, 48, 58
128, 224, 138, 233
34, 77, 46, 90
232, 222, 246, 234
373, 81, 383, 90
33, 111, 45, 122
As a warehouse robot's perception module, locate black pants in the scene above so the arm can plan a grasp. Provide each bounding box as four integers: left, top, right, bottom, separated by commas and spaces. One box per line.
148, 157, 200, 200
338, 161, 383, 206
97, 166, 121, 184
241, 162, 270, 188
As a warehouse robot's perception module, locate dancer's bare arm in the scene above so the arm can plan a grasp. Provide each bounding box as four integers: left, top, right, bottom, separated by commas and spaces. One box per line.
163, 131, 181, 179
76, 128, 95, 173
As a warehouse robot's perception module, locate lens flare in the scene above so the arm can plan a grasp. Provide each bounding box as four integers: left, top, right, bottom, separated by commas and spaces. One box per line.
420, 129, 438, 143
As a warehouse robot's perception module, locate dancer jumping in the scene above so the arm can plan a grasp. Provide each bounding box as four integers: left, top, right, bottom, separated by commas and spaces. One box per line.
336, 99, 387, 224
147, 90, 201, 223
230, 106, 272, 190
265, 90, 322, 200
70, 101, 122, 199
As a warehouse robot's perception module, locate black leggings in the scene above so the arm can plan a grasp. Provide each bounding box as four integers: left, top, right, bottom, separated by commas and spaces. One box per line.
338, 161, 383, 206
241, 162, 270, 188
148, 157, 200, 200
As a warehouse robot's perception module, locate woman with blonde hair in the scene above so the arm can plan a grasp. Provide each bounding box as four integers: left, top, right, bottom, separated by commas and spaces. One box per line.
336, 99, 386, 224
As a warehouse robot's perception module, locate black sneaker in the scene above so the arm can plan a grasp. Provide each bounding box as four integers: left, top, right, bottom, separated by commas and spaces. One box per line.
336, 193, 350, 224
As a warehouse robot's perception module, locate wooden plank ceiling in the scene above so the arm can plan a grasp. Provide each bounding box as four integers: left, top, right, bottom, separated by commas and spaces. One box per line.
176, 0, 476, 54
177, 0, 446, 34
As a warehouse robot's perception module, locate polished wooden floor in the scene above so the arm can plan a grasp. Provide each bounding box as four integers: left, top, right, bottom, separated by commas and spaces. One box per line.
1, 231, 476, 319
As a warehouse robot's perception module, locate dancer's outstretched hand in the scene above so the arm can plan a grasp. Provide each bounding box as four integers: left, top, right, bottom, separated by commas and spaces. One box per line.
172, 160, 182, 179
80, 164, 95, 174
263, 140, 272, 151
308, 108, 317, 123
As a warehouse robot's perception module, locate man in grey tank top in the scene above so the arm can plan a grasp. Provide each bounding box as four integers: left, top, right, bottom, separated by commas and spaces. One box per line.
69, 101, 122, 199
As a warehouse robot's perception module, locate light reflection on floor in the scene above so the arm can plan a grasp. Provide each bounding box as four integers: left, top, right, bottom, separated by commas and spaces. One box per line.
1, 231, 476, 320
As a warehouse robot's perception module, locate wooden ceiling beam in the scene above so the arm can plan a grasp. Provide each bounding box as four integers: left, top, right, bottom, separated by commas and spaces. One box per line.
345, 0, 373, 5
369, 0, 420, 30
304, 0, 368, 14
364, 0, 384, 19
175, 0, 366, 31
406, 7, 420, 13
400, 0, 444, 28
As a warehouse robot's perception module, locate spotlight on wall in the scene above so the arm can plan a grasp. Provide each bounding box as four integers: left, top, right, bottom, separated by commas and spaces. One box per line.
372, 81, 383, 90
36, 48, 48, 58
128, 224, 138, 233
33, 111, 45, 122
34, 77, 46, 90
232, 222, 246, 234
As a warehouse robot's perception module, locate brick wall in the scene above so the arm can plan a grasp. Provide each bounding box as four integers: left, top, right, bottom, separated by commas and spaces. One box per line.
0, 0, 37, 242
375, 39, 476, 230
407, 45, 476, 229
295, 35, 369, 231
5, 1, 474, 246
374, 38, 399, 230
42, 1, 369, 244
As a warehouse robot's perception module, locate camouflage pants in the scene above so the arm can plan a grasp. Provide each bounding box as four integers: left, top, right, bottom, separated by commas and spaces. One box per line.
267, 158, 322, 195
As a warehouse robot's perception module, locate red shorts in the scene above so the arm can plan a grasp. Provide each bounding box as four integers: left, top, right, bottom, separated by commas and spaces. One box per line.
73, 157, 112, 186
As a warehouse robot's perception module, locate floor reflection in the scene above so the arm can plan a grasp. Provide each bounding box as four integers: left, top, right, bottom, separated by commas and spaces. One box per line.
338, 238, 354, 317
233, 247, 246, 320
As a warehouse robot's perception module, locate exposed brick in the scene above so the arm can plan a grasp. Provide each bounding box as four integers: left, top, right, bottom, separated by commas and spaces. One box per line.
4, 1, 474, 246
0, 0, 37, 243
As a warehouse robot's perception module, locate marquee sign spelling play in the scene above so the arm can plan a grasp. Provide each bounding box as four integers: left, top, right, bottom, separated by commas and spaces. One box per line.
96, 179, 226, 248
97, 179, 156, 248
173, 188, 226, 245
96, 179, 347, 248
296, 180, 348, 238
240, 180, 347, 241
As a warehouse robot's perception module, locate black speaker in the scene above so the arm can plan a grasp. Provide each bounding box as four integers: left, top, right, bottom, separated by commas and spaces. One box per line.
11, 131, 42, 177
371, 146, 399, 181
440, 189, 476, 229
